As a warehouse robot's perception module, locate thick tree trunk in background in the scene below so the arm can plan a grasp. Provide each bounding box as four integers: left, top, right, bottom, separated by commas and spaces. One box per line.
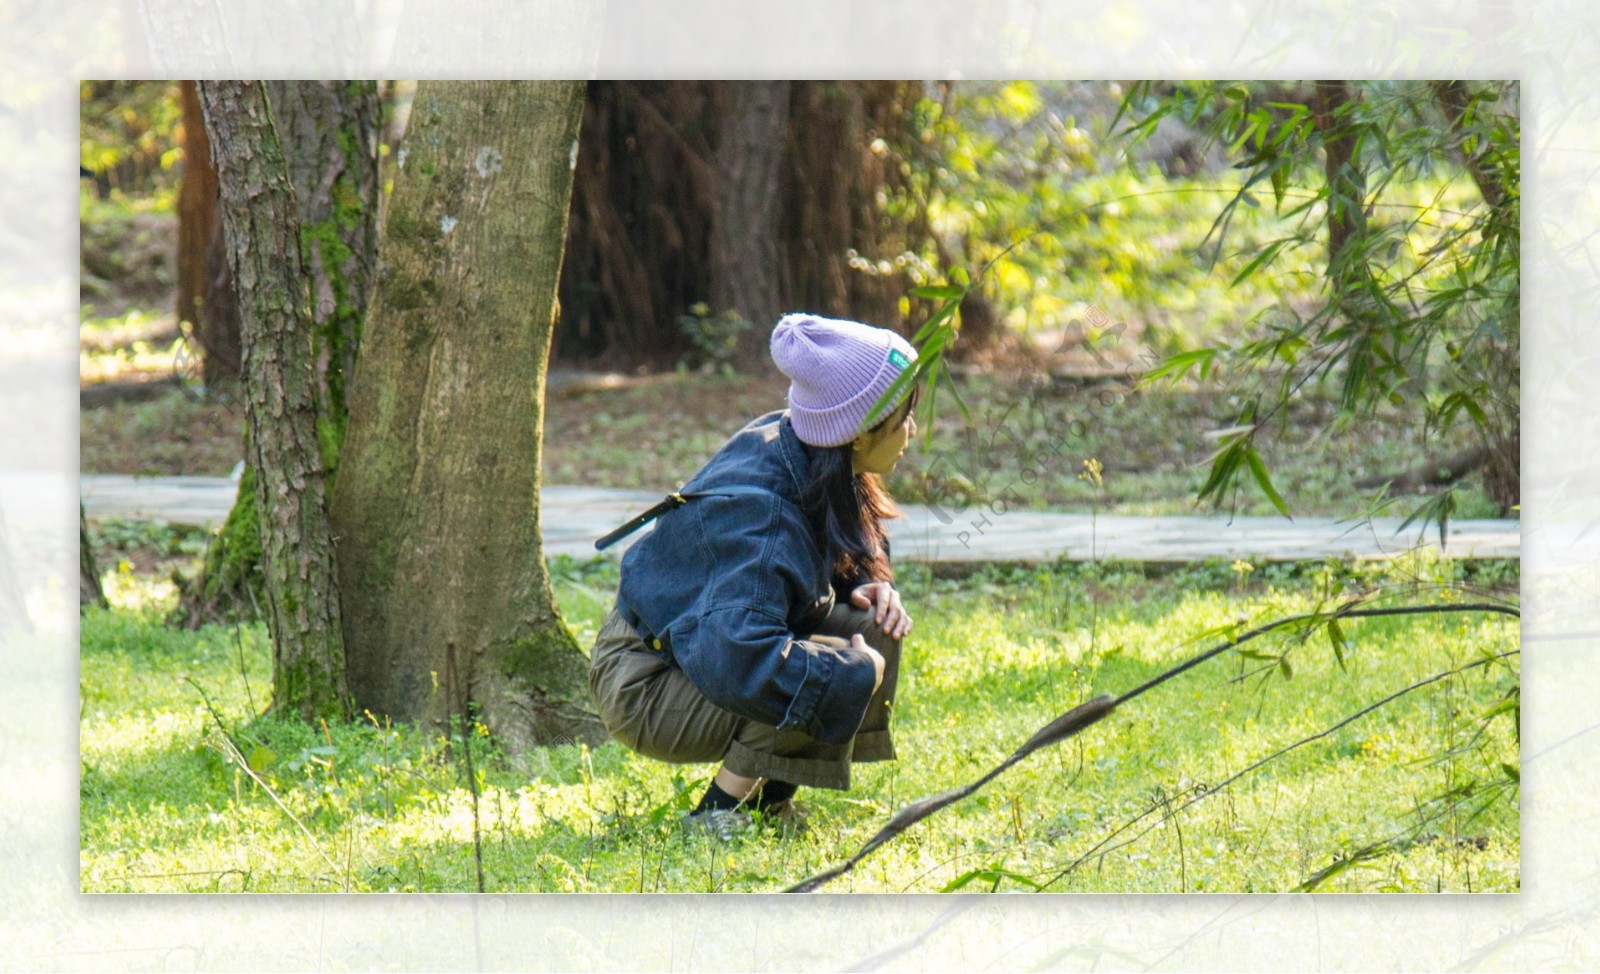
782, 81, 926, 336
712, 81, 789, 372
264, 80, 381, 430
557, 81, 926, 369
559, 81, 720, 365
176, 80, 241, 392
199, 80, 350, 722
80, 503, 107, 612
331, 81, 604, 750
1312, 80, 1367, 288
199, 213, 243, 388
176, 82, 223, 383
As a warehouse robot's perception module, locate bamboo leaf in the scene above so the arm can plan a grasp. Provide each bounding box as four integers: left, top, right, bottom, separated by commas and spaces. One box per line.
913, 299, 959, 344
1245, 444, 1292, 519
1136, 348, 1217, 387
939, 866, 1044, 893
1327, 618, 1348, 672
1197, 438, 1247, 504
1230, 237, 1291, 288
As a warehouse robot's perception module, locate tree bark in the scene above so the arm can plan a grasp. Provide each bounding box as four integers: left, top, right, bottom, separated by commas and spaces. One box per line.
198, 80, 350, 722
1429, 81, 1506, 210
80, 503, 108, 612
176, 82, 219, 374
1430, 80, 1520, 509
782, 81, 924, 335
264, 81, 381, 429
176, 80, 242, 392
712, 81, 789, 372
1312, 80, 1367, 286
175, 83, 382, 630
199, 207, 243, 390
331, 81, 604, 749
557, 81, 926, 369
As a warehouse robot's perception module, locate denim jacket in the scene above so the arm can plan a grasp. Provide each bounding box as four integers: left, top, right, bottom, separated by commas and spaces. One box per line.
615, 409, 881, 745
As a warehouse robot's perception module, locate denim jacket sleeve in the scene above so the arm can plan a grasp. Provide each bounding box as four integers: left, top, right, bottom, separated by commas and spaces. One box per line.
677, 605, 880, 744
670, 492, 880, 745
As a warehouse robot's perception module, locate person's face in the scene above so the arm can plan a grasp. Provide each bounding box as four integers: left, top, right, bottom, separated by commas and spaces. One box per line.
851, 392, 918, 475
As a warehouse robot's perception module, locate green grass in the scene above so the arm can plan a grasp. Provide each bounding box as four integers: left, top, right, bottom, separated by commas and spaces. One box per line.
81, 553, 1519, 893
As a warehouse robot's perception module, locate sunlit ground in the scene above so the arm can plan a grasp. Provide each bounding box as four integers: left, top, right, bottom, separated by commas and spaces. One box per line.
80, 552, 1520, 893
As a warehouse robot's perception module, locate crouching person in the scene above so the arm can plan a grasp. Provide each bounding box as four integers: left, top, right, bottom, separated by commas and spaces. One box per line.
589, 313, 921, 835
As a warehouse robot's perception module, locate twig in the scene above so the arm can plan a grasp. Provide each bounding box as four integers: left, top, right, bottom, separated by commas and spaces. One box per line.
1037, 648, 1519, 889
183, 677, 342, 883
782, 601, 1517, 893
230, 620, 257, 715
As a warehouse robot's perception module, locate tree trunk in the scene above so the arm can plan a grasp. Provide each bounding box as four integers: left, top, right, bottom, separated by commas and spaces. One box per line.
1312, 80, 1367, 288
264, 80, 381, 430
330, 81, 604, 750
199, 207, 244, 390
556, 81, 926, 369
176, 81, 225, 381
199, 80, 350, 722
558, 81, 720, 367
176, 80, 242, 392
175, 83, 382, 630
80, 503, 108, 612
782, 81, 925, 335
1430, 80, 1520, 510
712, 81, 789, 372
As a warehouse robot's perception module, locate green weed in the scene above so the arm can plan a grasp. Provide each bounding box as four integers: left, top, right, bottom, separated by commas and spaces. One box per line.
81, 556, 1518, 893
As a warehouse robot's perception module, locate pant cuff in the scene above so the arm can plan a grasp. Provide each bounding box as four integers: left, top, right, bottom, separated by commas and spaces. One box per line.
723, 739, 853, 791
851, 729, 896, 762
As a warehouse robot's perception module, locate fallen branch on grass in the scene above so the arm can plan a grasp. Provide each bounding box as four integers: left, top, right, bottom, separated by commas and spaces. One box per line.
1035, 647, 1519, 891
783, 600, 1519, 893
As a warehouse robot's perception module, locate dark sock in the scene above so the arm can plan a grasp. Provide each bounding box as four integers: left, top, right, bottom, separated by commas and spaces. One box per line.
752, 780, 797, 810
693, 782, 745, 814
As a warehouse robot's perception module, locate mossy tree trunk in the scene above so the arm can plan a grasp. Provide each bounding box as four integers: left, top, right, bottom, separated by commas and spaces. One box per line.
264, 80, 381, 433
198, 80, 351, 722
330, 81, 604, 749
175, 83, 381, 630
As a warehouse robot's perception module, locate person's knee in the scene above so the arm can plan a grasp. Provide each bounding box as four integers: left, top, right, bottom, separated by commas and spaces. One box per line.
843, 605, 901, 659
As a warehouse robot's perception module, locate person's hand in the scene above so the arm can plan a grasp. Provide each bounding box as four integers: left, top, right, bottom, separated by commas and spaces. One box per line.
851, 634, 886, 692
850, 582, 912, 639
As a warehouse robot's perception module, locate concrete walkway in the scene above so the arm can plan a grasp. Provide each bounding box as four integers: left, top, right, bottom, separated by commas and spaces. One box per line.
78, 474, 1520, 563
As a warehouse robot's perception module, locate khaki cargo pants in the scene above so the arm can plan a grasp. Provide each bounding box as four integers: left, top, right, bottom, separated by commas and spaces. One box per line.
588, 598, 900, 790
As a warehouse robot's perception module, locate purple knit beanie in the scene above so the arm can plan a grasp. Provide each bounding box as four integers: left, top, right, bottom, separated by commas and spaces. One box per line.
770, 313, 919, 448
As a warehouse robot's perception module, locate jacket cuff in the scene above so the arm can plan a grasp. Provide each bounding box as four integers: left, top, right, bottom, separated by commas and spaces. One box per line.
783, 637, 879, 745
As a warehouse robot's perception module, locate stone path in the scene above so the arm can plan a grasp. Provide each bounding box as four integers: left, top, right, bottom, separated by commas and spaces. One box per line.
77, 474, 1520, 563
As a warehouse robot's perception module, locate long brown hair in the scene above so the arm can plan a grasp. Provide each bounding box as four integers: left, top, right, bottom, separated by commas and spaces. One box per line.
797, 385, 918, 584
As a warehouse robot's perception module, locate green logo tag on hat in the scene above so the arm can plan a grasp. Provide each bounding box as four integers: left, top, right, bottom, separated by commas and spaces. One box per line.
888, 348, 911, 371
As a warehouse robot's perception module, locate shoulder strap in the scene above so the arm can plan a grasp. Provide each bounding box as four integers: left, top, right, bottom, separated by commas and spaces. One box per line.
593, 485, 785, 551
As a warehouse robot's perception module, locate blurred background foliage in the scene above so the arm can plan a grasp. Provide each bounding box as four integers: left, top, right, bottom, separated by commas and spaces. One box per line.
80, 78, 1518, 525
